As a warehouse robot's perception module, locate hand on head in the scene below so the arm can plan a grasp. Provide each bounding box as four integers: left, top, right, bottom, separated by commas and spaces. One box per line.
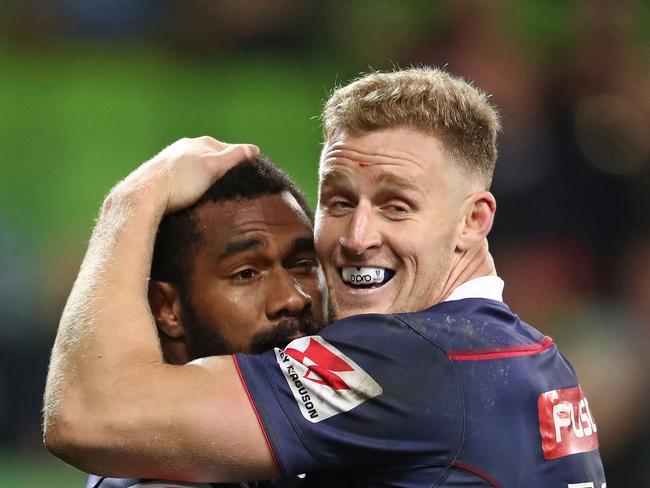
113, 136, 260, 214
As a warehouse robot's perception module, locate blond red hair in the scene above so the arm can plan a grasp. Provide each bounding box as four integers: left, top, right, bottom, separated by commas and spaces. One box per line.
322, 67, 501, 188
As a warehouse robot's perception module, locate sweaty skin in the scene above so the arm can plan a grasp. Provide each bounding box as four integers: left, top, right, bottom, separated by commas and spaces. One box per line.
182, 193, 324, 355
87, 186, 326, 487
44, 138, 280, 482
43, 132, 497, 481
315, 127, 497, 320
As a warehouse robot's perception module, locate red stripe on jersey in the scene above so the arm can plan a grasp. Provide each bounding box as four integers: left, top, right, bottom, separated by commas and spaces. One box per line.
450, 460, 503, 487
232, 354, 281, 471
447, 336, 554, 361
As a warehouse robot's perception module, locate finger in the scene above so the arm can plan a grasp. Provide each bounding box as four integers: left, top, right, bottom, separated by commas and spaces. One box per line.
201, 144, 261, 178
238, 143, 261, 160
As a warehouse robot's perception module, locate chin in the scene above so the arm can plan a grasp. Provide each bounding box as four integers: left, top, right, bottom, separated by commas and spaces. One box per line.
332, 301, 392, 320
327, 266, 407, 319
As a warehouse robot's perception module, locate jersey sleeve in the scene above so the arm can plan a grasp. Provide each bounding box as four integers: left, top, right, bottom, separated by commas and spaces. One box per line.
234, 313, 463, 476
86, 477, 228, 487
85, 477, 141, 488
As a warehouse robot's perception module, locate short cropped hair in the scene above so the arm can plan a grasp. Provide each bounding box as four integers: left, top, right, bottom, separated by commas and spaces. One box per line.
151, 158, 311, 291
322, 67, 501, 188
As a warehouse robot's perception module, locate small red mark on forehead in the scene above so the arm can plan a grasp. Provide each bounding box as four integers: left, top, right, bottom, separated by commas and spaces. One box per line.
358, 162, 369, 168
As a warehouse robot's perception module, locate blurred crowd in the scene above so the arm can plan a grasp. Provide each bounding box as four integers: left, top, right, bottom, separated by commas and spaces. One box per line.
0, 0, 648, 484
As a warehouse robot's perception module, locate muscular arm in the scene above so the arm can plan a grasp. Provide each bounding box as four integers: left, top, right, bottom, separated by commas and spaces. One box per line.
43, 138, 279, 482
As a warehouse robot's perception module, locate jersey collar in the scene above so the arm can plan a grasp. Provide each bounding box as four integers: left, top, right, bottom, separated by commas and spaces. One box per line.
443, 276, 504, 303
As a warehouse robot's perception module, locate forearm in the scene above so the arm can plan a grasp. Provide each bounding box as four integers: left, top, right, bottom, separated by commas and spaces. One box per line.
44, 137, 257, 413
44, 180, 167, 449
42, 138, 272, 480
43, 196, 273, 479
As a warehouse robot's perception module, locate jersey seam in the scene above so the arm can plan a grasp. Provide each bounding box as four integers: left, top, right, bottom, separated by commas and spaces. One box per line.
259, 352, 325, 468
443, 354, 467, 486
450, 460, 503, 487
232, 354, 284, 474
392, 314, 466, 487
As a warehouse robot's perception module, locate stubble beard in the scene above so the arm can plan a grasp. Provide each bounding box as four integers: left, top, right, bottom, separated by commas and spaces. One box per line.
248, 314, 322, 354
181, 295, 323, 360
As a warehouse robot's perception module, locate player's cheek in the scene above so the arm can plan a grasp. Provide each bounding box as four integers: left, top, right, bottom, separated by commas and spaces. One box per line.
315, 216, 342, 254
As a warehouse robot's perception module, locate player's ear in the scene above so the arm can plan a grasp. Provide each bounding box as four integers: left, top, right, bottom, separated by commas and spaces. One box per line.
148, 280, 185, 339
456, 191, 496, 252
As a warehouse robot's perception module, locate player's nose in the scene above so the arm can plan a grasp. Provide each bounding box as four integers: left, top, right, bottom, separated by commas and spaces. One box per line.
266, 269, 312, 319
339, 202, 382, 258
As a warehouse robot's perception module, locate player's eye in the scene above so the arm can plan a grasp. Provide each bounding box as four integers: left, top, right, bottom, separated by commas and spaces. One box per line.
387, 204, 408, 213
382, 200, 412, 219
232, 268, 258, 281
329, 198, 355, 216
291, 259, 318, 274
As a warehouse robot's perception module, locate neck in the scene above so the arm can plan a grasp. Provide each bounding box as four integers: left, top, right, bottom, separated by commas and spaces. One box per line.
438, 239, 496, 302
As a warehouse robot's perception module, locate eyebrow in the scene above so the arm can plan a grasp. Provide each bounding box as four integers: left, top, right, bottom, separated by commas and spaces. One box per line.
288, 237, 316, 256
374, 173, 423, 194
319, 168, 354, 191
320, 167, 423, 196
219, 236, 267, 260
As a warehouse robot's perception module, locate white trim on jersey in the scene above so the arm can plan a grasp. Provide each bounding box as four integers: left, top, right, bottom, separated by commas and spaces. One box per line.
444, 276, 504, 303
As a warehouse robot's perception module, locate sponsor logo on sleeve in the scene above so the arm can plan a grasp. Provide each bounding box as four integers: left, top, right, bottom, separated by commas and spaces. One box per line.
538, 386, 599, 460
275, 336, 383, 423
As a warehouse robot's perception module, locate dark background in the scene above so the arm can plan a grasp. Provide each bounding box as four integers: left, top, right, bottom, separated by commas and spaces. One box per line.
0, 1, 648, 485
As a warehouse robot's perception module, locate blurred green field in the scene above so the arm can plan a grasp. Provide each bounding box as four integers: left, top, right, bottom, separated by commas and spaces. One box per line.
0, 44, 351, 249
0, 448, 85, 487
0, 45, 352, 487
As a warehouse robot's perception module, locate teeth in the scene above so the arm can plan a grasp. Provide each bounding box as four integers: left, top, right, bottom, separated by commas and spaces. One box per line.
341, 266, 386, 285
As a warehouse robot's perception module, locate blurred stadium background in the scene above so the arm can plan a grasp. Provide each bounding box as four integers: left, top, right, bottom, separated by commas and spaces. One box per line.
0, 0, 648, 485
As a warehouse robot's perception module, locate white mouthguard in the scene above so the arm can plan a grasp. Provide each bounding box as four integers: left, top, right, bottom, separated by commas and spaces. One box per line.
341, 266, 385, 285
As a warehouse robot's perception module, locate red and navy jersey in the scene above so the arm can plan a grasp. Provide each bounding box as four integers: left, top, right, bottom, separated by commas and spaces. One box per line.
235, 298, 606, 487
84, 475, 292, 487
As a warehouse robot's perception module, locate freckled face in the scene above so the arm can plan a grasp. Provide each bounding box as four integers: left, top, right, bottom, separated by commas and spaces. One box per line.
314, 127, 466, 319
185, 193, 326, 355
